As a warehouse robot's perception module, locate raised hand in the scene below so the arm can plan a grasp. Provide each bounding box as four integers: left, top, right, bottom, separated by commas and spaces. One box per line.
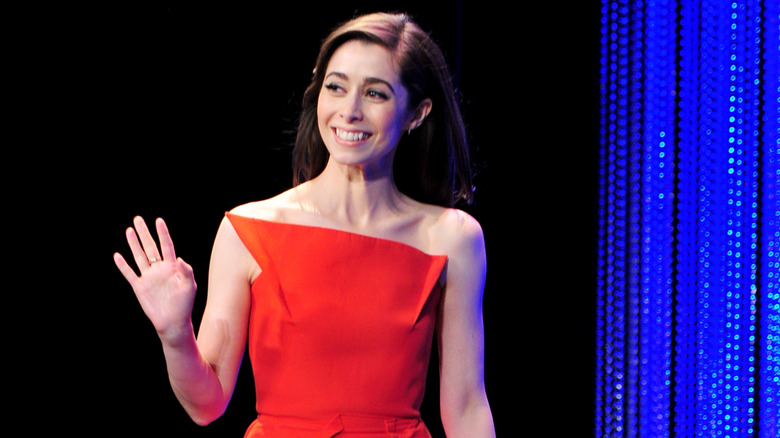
114, 216, 197, 344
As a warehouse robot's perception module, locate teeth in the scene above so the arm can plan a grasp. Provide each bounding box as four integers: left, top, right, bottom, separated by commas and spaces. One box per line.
336, 128, 369, 141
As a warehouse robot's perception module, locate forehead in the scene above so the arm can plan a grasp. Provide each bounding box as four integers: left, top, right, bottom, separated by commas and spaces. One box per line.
326, 40, 401, 84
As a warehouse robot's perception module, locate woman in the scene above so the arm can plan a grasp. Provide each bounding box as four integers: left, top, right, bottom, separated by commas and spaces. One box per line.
114, 12, 495, 438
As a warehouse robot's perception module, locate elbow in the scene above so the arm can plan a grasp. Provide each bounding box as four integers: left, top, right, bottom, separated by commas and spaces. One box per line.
191, 415, 216, 427
186, 404, 227, 427
189, 412, 220, 427
440, 390, 495, 437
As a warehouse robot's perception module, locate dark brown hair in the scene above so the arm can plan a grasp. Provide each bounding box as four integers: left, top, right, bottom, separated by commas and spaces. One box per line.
293, 12, 473, 207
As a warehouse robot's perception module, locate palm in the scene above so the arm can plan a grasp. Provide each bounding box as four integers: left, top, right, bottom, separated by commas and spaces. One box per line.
114, 217, 197, 342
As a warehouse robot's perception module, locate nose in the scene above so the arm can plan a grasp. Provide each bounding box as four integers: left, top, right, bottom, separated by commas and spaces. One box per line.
340, 93, 363, 122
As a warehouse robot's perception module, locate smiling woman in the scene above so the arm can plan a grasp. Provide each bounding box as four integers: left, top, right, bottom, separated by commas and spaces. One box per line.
294, 13, 473, 208
113, 11, 495, 438
315, 40, 432, 179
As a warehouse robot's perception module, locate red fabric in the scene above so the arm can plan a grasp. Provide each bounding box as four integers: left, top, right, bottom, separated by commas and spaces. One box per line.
243, 414, 430, 437
226, 213, 446, 437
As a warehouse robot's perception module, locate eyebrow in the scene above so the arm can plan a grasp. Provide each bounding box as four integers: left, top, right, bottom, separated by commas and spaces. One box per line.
325, 71, 396, 95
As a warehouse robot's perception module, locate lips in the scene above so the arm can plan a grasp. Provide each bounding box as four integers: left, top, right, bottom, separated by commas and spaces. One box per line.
334, 127, 372, 142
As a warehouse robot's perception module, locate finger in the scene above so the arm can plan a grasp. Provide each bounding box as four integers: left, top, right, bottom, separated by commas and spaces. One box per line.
156, 218, 177, 262
133, 216, 162, 262
126, 226, 152, 270
113, 252, 140, 287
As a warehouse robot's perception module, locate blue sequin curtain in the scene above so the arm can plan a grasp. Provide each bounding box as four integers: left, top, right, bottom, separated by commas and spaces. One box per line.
595, 1, 779, 437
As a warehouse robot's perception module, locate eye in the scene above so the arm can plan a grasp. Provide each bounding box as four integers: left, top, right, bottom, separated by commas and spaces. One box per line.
324, 83, 345, 94
365, 89, 389, 101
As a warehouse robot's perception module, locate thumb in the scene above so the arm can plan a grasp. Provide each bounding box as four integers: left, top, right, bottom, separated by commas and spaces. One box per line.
176, 257, 197, 288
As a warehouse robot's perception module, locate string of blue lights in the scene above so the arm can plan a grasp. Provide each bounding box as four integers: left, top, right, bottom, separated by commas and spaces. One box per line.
596, 1, 779, 437
759, 2, 780, 434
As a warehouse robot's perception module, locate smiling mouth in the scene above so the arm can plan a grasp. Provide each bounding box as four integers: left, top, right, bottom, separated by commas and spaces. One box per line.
334, 128, 372, 142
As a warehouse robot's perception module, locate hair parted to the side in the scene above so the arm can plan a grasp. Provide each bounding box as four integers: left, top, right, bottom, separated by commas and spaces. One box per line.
292, 12, 474, 208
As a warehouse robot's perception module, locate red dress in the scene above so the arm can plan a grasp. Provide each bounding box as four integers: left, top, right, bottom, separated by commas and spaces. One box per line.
226, 213, 447, 438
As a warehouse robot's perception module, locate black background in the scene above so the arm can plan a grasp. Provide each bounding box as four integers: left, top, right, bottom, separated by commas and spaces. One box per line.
15, 1, 600, 436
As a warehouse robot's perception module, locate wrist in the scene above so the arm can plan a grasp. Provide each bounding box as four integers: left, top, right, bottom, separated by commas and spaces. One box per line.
158, 319, 196, 349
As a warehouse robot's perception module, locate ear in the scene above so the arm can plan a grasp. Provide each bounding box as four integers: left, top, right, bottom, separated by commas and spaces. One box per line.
408, 98, 433, 131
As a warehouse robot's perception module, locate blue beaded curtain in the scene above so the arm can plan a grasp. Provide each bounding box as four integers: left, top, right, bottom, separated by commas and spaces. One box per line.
596, 0, 779, 437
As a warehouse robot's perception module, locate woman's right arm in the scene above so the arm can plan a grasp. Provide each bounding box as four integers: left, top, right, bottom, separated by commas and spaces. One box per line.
113, 216, 253, 425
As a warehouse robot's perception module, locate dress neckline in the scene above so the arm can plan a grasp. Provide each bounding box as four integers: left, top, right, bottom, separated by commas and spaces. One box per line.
226, 212, 447, 259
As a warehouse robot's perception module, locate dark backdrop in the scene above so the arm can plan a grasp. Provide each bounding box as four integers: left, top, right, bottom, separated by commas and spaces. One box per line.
17, 2, 600, 436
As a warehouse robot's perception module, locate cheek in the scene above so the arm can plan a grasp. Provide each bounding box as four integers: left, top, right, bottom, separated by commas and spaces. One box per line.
316, 94, 326, 123
374, 116, 406, 148
316, 96, 331, 133
379, 108, 412, 135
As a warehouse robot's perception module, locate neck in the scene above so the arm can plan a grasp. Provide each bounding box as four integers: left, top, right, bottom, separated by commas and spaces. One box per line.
306, 158, 406, 226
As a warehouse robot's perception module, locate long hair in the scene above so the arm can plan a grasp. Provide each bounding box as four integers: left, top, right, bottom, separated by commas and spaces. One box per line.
293, 12, 473, 208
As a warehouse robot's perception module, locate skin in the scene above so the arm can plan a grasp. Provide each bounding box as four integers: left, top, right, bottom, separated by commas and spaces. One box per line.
114, 40, 495, 437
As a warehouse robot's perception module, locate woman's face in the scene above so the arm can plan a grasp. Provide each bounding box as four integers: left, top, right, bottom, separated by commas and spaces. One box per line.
317, 40, 416, 176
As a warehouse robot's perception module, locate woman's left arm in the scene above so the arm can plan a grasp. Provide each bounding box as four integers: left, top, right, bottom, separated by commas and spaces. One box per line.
437, 210, 496, 438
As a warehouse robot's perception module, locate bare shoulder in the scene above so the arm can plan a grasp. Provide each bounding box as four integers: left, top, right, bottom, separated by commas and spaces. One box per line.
212, 190, 302, 283
426, 207, 486, 294
427, 207, 485, 257
217, 188, 299, 254
227, 187, 301, 221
